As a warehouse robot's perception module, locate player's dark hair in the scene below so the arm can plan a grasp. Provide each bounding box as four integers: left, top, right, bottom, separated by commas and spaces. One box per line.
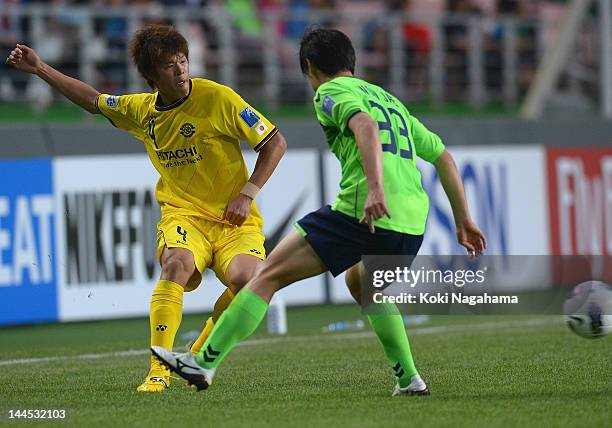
129, 24, 189, 89
299, 28, 355, 76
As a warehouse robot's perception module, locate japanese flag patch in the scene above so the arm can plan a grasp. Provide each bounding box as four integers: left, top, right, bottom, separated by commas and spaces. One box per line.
255, 121, 269, 136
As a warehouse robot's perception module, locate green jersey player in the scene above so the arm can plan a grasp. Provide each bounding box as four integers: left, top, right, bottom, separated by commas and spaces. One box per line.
314, 76, 444, 237
152, 28, 487, 396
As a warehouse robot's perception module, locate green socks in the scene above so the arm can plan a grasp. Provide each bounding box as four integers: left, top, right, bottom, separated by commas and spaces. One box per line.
367, 303, 418, 388
194, 291, 418, 389
195, 290, 268, 369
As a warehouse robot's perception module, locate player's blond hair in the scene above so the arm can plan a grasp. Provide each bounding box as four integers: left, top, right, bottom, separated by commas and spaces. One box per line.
129, 24, 189, 89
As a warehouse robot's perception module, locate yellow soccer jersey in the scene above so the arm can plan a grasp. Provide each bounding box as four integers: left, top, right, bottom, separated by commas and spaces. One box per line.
97, 78, 278, 226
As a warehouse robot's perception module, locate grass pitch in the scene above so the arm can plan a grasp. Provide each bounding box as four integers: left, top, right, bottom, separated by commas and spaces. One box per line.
1, 305, 610, 427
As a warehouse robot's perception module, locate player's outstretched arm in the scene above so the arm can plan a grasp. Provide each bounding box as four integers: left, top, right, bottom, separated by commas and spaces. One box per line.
348, 112, 391, 234
434, 149, 487, 256
6, 44, 100, 114
221, 132, 287, 226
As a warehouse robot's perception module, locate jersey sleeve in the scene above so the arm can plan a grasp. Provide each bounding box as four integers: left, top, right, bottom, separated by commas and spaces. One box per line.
410, 115, 446, 163
314, 81, 367, 135
97, 94, 145, 140
215, 86, 278, 152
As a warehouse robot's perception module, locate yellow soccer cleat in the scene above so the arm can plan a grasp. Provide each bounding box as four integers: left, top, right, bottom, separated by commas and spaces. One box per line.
136, 356, 170, 392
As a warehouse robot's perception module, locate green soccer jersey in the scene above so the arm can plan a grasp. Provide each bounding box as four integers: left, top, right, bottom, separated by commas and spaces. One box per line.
314, 76, 445, 235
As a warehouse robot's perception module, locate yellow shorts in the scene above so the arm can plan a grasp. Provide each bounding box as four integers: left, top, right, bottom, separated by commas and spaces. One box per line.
156, 214, 266, 292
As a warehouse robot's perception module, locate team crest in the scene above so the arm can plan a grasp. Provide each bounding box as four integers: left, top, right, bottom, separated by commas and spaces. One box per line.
179, 123, 196, 137
105, 95, 120, 108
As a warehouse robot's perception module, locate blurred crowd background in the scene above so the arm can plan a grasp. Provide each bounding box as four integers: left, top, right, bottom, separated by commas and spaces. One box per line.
0, 0, 604, 112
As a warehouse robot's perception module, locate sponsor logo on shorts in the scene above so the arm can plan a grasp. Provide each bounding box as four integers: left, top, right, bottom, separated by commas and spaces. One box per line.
249, 249, 262, 255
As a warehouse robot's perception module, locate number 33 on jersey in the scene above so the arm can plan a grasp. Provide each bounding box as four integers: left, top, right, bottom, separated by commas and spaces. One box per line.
314, 76, 446, 236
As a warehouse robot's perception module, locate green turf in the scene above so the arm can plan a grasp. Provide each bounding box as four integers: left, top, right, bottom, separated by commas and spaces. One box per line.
0, 307, 610, 427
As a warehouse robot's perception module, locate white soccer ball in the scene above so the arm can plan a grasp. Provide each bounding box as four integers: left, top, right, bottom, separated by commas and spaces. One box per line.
563, 281, 612, 339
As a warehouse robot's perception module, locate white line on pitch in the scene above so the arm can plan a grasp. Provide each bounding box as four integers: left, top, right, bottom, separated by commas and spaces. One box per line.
237, 318, 556, 347
0, 318, 558, 367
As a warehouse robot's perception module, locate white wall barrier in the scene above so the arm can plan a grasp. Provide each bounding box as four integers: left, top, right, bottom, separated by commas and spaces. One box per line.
3, 145, 608, 325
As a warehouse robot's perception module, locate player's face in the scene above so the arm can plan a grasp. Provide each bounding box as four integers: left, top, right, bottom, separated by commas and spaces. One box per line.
155, 53, 190, 101
305, 71, 317, 91
305, 60, 332, 91
305, 60, 322, 91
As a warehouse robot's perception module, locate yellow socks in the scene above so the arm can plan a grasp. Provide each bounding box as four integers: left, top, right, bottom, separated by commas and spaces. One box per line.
189, 288, 235, 354
190, 318, 215, 354
148, 282, 235, 355
150, 280, 184, 351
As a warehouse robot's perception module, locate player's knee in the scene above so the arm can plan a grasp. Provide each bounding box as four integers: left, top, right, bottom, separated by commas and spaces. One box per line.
225, 268, 252, 292
247, 263, 283, 299
161, 255, 194, 285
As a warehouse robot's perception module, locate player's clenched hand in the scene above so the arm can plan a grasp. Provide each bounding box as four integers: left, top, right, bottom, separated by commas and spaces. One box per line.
5, 44, 42, 74
456, 218, 486, 257
221, 194, 253, 226
360, 187, 391, 234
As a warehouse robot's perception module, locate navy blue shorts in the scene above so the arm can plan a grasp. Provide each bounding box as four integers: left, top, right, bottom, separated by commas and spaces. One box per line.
296, 205, 423, 277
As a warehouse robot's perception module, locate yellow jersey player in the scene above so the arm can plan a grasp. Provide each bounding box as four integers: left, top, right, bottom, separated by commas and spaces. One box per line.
6, 24, 287, 392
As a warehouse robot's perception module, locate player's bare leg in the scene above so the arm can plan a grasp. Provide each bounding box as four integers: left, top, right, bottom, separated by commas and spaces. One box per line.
138, 247, 195, 392
244, 231, 327, 302
345, 263, 365, 305
188, 254, 261, 354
